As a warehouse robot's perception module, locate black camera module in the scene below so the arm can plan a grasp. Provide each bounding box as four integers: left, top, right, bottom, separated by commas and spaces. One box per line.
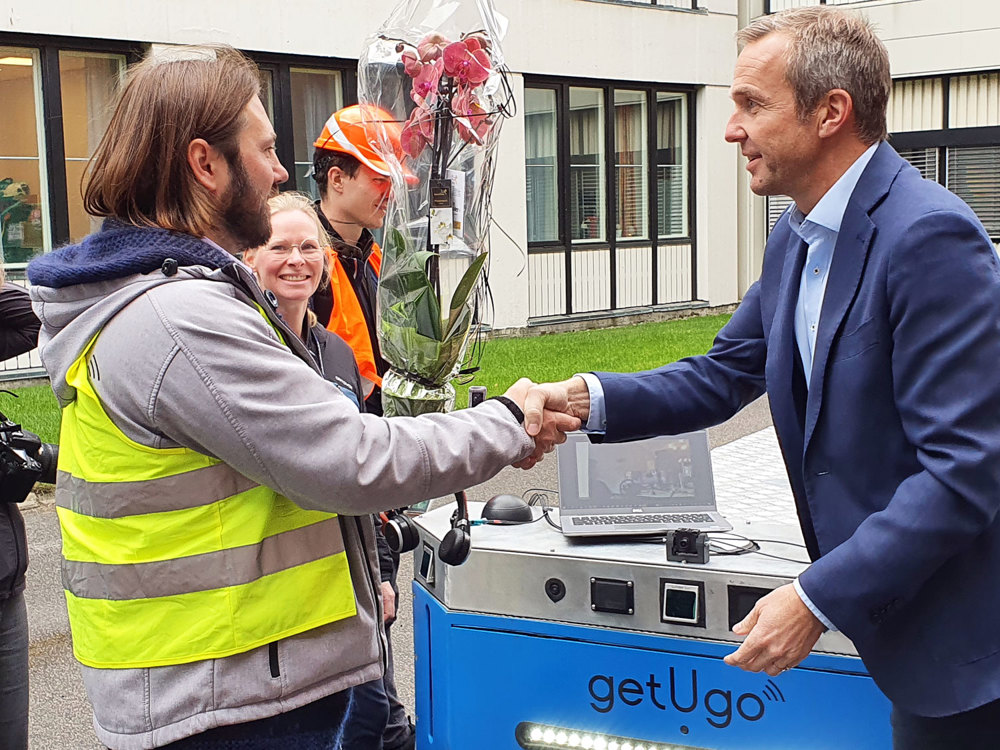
666, 528, 709, 564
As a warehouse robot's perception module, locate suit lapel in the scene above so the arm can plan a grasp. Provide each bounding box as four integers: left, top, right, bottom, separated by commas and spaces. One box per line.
803, 142, 902, 453
765, 230, 809, 463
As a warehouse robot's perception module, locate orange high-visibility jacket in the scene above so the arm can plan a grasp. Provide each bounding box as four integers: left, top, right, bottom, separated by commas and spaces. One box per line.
326, 245, 382, 396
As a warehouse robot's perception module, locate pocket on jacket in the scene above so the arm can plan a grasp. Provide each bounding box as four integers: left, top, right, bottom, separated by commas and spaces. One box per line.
830, 317, 881, 362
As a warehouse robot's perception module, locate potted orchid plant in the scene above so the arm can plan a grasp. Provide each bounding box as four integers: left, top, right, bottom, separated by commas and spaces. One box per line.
358, 0, 512, 417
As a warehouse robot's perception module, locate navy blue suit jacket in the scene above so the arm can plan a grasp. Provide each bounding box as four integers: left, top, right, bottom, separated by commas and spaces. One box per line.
598, 143, 1000, 716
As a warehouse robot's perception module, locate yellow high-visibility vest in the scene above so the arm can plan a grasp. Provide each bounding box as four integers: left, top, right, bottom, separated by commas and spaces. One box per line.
56, 332, 357, 669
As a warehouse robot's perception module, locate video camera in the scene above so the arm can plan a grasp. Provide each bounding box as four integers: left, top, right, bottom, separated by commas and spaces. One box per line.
0, 408, 58, 504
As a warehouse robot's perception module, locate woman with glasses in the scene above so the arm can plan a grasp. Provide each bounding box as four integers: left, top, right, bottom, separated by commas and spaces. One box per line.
244, 192, 364, 409
244, 192, 396, 748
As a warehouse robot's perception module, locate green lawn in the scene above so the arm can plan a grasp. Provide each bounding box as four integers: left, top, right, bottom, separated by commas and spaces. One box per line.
0, 383, 60, 444
0, 312, 730, 445
455, 313, 730, 406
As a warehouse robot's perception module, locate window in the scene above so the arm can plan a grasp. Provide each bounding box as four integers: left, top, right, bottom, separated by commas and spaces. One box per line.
291, 68, 344, 198
615, 90, 648, 240
525, 88, 560, 243
0, 46, 49, 266
569, 87, 606, 243
896, 147, 939, 182
524, 79, 694, 318
259, 68, 275, 123
766, 195, 793, 233
657, 92, 688, 238
947, 146, 1000, 240
885, 74, 1000, 244
59, 51, 126, 243
250, 54, 355, 195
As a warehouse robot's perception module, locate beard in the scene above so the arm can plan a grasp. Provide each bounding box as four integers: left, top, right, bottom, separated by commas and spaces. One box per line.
220, 155, 272, 252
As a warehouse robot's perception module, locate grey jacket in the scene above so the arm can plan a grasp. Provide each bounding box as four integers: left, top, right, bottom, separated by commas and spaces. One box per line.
31, 259, 532, 749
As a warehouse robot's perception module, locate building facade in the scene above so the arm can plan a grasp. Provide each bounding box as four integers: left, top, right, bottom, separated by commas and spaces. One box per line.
1, 0, 998, 378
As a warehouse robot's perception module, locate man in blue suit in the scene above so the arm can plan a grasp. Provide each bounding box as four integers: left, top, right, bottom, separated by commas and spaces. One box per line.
524, 7, 1000, 748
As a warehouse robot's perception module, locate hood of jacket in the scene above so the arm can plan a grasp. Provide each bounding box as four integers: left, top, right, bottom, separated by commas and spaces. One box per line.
28, 221, 238, 408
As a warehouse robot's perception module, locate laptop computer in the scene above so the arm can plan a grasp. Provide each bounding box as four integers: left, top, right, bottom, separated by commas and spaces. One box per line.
557, 430, 732, 537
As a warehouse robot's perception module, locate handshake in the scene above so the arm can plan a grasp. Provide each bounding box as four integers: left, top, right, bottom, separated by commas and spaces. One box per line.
501, 376, 594, 470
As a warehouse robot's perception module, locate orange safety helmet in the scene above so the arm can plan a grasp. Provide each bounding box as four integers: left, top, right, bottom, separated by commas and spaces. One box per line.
314, 104, 416, 183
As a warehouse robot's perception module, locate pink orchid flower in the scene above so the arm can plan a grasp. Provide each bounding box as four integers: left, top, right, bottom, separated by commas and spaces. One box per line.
417, 32, 450, 62
411, 58, 443, 106
400, 106, 435, 158
442, 38, 491, 86
402, 49, 423, 78
452, 87, 491, 145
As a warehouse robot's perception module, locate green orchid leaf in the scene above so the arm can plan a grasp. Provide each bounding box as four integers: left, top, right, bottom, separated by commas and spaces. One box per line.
446, 252, 488, 334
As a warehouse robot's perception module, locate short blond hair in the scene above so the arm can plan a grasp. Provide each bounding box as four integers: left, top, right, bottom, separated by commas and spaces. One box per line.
738, 7, 890, 145
244, 192, 332, 330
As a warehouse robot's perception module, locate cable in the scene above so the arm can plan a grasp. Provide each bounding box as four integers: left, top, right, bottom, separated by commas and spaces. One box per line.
712, 531, 808, 550
707, 538, 760, 556
523, 488, 559, 507
542, 507, 561, 530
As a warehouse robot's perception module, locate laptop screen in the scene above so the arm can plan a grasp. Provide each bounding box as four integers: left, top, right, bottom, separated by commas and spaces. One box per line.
556, 431, 718, 512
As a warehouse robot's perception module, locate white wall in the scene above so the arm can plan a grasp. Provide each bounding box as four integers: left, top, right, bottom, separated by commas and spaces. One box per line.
860, 0, 1000, 78
4, 0, 745, 326
5, 0, 737, 88
696, 84, 740, 305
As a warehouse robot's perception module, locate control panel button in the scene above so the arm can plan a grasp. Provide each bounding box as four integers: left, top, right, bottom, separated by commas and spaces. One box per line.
660, 578, 705, 627
727, 585, 772, 630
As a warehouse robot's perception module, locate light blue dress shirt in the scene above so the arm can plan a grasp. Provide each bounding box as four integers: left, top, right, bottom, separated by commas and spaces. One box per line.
579, 143, 879, 633
788, 143, 878, 387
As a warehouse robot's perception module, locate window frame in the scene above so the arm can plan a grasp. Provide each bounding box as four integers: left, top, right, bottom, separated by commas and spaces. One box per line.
888, 72, 1000, 242
524, 75, 697, 314
0, 32, 144, 258
247, 51, 357, 194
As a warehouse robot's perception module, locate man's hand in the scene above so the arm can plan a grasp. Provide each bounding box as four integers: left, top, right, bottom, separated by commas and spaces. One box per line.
523, 377, 592, 437
381, 581, 396, 625
723, 583, 825, 676
504, 378, 582, 469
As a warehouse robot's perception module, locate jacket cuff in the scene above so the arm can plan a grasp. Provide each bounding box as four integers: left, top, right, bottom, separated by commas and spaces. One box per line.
482, 395, 524, 424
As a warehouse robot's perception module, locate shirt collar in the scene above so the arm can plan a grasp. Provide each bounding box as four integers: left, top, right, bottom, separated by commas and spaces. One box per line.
788, 142, 879, 236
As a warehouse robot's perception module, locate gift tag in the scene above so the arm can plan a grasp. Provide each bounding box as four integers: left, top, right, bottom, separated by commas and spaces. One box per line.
430, 179, 454, 246
447, 169, 465, 236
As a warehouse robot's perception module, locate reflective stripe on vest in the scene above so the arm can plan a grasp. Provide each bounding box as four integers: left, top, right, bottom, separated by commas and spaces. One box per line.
326, 245, 382, 394
57, 334, 357, 669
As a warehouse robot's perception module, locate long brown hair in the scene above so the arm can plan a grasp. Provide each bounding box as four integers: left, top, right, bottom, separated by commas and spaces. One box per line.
83, 45, 262, 236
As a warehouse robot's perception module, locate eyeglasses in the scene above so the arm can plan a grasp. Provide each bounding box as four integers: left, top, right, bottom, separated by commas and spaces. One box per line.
263, 239, 325, 259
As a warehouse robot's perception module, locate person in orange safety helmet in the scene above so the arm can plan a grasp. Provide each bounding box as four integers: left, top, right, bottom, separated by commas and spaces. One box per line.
310, 105, 409, 417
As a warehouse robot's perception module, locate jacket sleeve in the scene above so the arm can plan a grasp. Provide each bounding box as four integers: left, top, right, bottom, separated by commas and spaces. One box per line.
374, 520, 395, 583
597, 282, 768, 442
798, 209, 1000, 641
92, 280, 534, 516
0, 284, 40, 361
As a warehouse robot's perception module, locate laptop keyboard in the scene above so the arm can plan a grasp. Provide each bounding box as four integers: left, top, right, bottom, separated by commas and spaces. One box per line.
571, 513, 714, 526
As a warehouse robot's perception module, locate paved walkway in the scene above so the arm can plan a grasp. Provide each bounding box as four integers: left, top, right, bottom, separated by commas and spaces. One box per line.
712, 425, 797, 524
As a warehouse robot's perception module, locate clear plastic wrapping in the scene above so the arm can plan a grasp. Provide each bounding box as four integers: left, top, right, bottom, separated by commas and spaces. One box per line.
358, 0, 512, 416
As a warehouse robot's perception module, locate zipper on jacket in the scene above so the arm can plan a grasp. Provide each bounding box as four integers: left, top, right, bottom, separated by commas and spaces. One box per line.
268, 642, 280, 678
353, 516, 388, 672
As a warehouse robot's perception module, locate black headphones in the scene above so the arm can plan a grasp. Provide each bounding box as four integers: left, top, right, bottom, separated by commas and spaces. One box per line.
437, 491, 472, 566
382, 509, 420, 554
382, 492, 471, 566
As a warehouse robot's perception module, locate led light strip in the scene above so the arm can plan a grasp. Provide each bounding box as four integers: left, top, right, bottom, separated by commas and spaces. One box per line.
515, 722, 707, 750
